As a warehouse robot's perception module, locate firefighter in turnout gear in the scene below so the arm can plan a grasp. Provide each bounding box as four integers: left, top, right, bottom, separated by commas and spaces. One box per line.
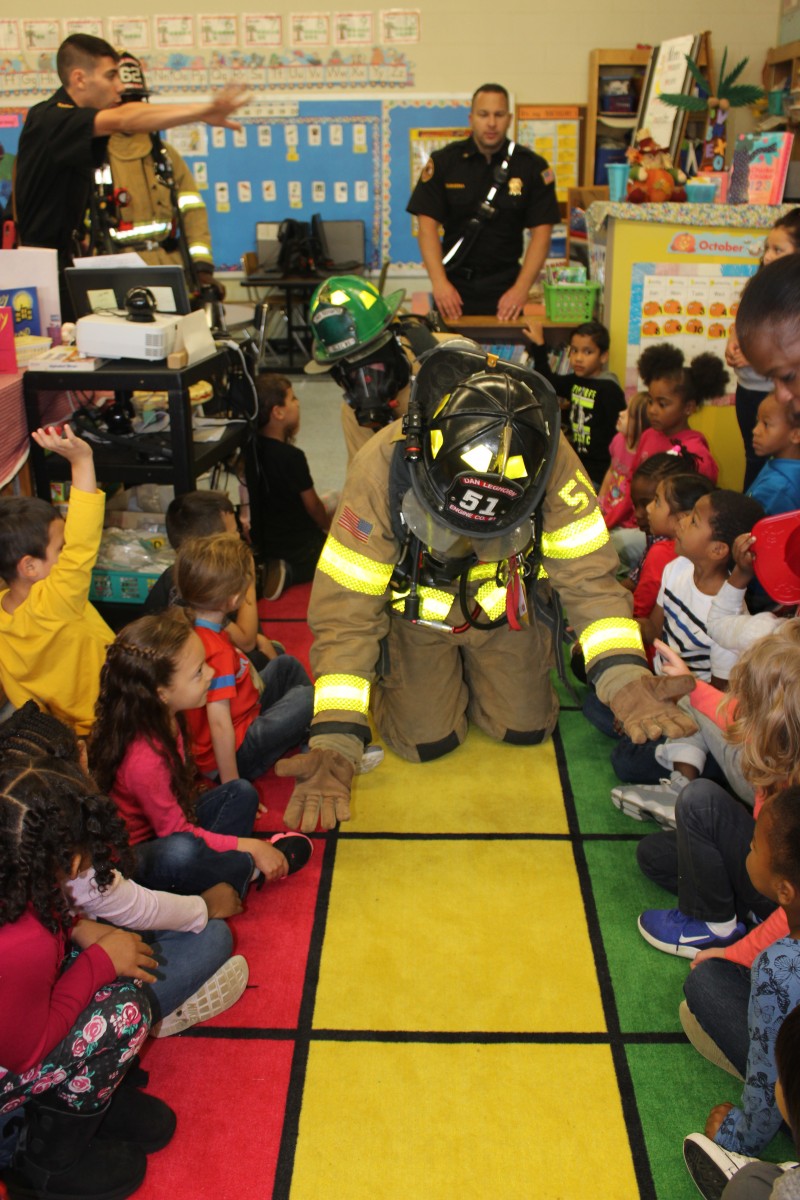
275, 342, 698, 832
305, 274, 440, 461
99, 53, 216, 295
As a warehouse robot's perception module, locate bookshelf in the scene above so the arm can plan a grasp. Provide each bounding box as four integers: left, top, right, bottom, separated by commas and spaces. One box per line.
583, 49, 652, 187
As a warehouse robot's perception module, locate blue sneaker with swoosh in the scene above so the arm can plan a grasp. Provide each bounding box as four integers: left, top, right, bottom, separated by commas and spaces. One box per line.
637, 909, 746, 959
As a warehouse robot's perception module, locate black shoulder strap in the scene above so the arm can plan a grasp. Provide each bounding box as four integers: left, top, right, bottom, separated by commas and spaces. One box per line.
442, 140, 517, 272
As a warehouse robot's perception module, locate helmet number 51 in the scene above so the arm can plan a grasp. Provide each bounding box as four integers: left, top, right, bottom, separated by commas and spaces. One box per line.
460, 489, 499, 516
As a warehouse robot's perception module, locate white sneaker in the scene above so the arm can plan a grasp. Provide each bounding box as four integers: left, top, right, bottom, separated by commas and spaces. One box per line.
355, 744, 384, 775
610, 771, 689, 828
682, 1133, 759, 1198
151, 955, 249, 1038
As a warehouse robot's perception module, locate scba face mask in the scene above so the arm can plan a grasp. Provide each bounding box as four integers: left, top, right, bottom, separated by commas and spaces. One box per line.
331, 335, 411, 429
400, 488, 533, 566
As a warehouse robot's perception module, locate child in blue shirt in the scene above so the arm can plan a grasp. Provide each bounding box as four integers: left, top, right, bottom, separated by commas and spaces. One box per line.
747, 392, 800, 517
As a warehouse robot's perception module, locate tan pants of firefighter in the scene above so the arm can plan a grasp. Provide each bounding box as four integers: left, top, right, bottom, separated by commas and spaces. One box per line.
372, 613, 559, 763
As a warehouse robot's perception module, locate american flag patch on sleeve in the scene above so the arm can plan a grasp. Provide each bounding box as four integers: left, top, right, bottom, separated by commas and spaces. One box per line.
338, 505, 373, 543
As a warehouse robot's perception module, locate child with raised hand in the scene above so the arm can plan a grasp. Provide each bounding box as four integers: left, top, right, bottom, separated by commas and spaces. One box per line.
524, 318, 625, 487
89, 608, 311, 898
684, 1004, 800, 1200
728, 208, 800, 490
634, 343, 725, 484
0, 750, 172, 1200
599, 389, 650, 531
747, 392, 800, 517
0, 425, 113, 734
174, 533, 314, 785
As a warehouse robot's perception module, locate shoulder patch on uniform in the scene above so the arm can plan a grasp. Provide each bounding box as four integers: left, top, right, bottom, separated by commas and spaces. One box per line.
541, 167, 555, 186
421, 158, 434, 182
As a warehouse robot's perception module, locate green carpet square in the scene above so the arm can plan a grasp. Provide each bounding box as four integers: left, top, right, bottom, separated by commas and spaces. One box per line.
585, 839, 689, 1032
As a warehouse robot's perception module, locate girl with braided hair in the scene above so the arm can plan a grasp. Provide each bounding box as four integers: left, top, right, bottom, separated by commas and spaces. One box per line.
88, 608, 311, 899
0, 746, 167, 1200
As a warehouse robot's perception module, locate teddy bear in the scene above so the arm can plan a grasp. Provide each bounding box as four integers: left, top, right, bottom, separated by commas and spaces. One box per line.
625, 128, 688, 203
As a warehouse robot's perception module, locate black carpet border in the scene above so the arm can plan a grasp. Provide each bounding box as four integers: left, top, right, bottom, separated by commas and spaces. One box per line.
552, 722, 657, 1200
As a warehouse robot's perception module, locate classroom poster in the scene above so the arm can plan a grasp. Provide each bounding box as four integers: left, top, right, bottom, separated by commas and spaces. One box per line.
516, 105, 582, 204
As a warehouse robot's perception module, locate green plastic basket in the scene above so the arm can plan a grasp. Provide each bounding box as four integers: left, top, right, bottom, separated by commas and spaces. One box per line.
543, 281, 601, 322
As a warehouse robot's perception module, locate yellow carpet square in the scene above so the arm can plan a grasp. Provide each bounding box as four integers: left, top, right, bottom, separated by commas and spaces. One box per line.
348, 727, 567, 834
291, 1042, 637, 1199
314, 840, 605, 1032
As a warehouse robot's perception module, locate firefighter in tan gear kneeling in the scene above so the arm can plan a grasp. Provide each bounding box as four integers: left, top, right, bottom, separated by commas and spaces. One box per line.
275, 342, 697, 831
100, 52, 217, 296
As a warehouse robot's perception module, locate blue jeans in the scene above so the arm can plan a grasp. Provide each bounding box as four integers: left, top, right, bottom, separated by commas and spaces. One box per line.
683, 956, 752, 1077
236, 655, 313, 781
132, 778, 259, 897
143, 918, 233, 1022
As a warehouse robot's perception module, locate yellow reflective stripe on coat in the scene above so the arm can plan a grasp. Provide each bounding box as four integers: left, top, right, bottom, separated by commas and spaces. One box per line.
108, 220, 172, 242
313, 674, 370, 715
188, 242, 213, 261
317, 536, 393, 596
474, 580, 506, 619
541, 509, 609, 559
581, 617, 643, 665
391, 586, 453, 621
178, 192, 206, 212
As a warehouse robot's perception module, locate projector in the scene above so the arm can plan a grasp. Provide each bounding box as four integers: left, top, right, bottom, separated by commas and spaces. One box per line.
76, 312, 180, 361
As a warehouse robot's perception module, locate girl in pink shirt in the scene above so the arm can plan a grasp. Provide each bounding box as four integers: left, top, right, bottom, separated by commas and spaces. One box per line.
631, 342, 724, 484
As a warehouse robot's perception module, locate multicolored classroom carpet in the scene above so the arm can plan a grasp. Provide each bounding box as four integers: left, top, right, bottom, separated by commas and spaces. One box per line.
135, 584, 793, 1199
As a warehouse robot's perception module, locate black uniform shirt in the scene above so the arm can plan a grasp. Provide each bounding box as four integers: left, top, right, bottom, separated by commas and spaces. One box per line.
16, 87, 108, 259
407, 136, 560, 276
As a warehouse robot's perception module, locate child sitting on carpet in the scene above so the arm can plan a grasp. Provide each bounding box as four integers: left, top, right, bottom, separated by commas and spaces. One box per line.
144, 488, 281, 667
599, 389, 650, 530
634, 621, 800, 965
683, 1003, 800, 1198
606, 489, 764, 786
174, 533, 314, 785
686, 788, 800, 1159
0, 746, 171, 1199
89, 608, 312, 898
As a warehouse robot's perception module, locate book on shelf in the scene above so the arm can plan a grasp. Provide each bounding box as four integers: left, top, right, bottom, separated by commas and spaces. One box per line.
729, 132, 795, 205
29, 345, 107, 371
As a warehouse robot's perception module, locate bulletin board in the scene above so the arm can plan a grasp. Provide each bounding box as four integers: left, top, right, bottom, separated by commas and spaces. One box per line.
382, 97, 471, 270
161, 97, 383, 270
515, 105, 584, 209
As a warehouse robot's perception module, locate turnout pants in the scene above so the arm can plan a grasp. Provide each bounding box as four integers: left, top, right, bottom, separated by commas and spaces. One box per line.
372, 612, 559, 763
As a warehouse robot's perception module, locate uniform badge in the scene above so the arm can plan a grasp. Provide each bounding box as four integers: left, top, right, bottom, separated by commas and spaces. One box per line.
541, 168, 555, 186
508, 177, 523, 196
421, 158, 434, 182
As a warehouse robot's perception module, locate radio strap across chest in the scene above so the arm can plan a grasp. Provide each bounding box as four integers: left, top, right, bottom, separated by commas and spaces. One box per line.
442, 140, 516, 273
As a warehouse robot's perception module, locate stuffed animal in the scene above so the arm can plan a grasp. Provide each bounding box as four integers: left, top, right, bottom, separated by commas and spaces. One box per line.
625, 129, 687, 203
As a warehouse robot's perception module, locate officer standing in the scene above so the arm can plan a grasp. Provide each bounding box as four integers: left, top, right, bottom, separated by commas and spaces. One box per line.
13, 34, 247, 319
407, 83, 560, 322
276, 343, 697, 832
101, 53, 220, 301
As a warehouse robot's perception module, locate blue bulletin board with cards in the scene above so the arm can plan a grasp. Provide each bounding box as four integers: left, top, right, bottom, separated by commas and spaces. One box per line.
163, 98, 384, 271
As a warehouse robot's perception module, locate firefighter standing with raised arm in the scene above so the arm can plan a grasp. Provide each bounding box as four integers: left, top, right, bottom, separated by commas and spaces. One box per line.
98, 52, 220, 300
276, 343, 697, 831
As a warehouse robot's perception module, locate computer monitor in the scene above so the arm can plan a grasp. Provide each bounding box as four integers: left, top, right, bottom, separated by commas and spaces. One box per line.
65, 264, 192, 320
311, 215, 365, 273
255, 221, 282, 273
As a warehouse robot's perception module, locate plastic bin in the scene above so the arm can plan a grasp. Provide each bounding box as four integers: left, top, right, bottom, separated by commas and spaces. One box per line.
543, 281, 601, 322
90, 568, 160, 604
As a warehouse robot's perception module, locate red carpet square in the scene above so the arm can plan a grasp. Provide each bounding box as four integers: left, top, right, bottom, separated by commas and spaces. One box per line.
136, 1038, 294, 1199
213, 840, 323, 1029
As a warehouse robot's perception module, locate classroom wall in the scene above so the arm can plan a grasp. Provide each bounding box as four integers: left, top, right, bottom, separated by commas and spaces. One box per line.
6, 1, 782, 107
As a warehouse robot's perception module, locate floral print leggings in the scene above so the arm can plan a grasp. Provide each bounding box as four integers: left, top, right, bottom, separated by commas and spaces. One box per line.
0, 978, 151, 1116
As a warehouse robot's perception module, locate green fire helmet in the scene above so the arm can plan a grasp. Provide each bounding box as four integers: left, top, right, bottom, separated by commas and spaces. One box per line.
307, 275, 406, 365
